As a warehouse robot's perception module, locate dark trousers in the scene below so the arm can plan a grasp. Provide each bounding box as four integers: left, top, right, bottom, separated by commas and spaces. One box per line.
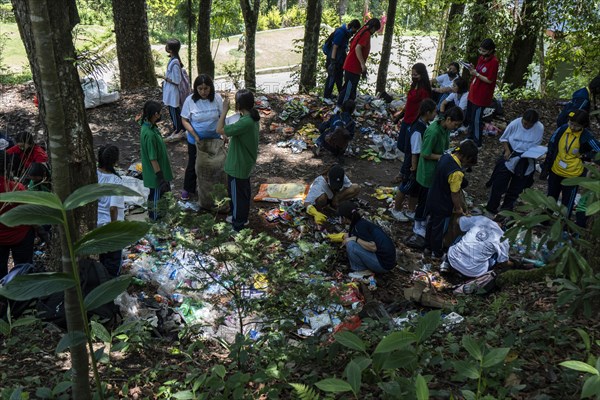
99, 250, 122, 277
466, 100, 485, 147
148, 183, 171, 221
0, 228, 35, 278
337, 70, 361, 107
547, 171, 578, 218
425, 214, 450, 256
396, 120, 411, 153
167, 105, 184, 133
323, 59, 344, 99
183, 141, 197, 193
228, 175, 251, 231
486, 162, 533, 213
414, 186, 429, 221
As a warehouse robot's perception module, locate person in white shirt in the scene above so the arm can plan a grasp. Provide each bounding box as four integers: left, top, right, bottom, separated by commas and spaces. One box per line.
304, 165, 360, 209
97, 145, 125, 277
161, 39, 186, 142
431, 62, 460, 105
440, 77, 469, 113
485, 109, 544, 215
180, 74, 225, 210
446, 216, 510, 277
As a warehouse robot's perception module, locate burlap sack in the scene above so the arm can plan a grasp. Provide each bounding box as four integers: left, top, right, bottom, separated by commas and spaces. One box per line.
195, 139, 226, 210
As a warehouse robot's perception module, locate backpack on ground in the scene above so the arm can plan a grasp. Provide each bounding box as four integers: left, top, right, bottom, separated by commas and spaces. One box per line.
453, 271, 497, 295
1, 263, 37, 320
36, 259, 120, 328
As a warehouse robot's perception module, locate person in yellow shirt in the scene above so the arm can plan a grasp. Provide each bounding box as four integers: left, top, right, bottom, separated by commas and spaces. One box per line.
424, 140, 479, 258
541, 110, 600, 217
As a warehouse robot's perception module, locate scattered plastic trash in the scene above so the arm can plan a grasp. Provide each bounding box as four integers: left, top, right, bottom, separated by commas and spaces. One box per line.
276, 139, 307, 153
279, 98, 309, 121
82, 77, 120, 109
442, 312, 464, 331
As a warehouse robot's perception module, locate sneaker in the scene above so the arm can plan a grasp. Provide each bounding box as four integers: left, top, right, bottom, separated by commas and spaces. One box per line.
413, 224, 426, 238
390, 208, 410, 222
404, 211, 415, 220
225, 215, 249, 226
348, 270, 373, 279
181, 190, 190, 201
164, 131, 186, 143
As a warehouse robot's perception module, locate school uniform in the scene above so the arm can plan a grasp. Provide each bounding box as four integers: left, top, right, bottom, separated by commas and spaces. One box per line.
466, 55, 499, 146
398, 119, 427, 196
323, 24, 353, 99
163, 57, 184, 133
556, 87, 593, 127
346, 218, 396, 274
338, 27, 372, 106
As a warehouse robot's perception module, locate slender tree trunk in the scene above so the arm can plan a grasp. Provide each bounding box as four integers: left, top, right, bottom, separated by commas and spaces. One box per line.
437, 3, 465, 72
299, 0, 322, 93
376, 0, 397, 94
338, 0, 348, 20
197, 0, 214, 77
503, 0, 542, 89
112, 0, 157, 89
462, 0, 491, 82
539, 29, 546, 95
240, 0, 260, 91
278, 0, 287, 13
15, 2, 92, 398
188, 0, 193, 78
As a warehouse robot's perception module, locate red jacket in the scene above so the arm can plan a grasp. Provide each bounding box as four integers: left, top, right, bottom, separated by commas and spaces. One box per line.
403, 87, 431, 125
0, 178, 30, 246
7, 145, 49, 169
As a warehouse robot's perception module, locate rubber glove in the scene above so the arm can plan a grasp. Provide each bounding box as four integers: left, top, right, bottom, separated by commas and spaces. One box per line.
307, 205, 327, 225
327, 232, 345, 243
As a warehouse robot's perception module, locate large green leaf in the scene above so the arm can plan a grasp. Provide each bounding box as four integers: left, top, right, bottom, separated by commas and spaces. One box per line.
0, 191, 63, 210
381, 349, 418, 370
462, 336, 483, 362
481, 347, 511, 368
453, 360, 481, 380
334, 331, 365, 352
582, 375, 600, 398
172, 391, 196, 399
0, 204, 64, 227
0, 273, 75, 301
374, 331, 417, 354
84, 275, 132, 311
415, 310, 441, 343
56, 331, 87, 353
74, 221, 150, 255
586, 200, 600, 216
315, 378, 353, 393
344, 360, 362, 395
90, 320, 111, 343
560, 361, 599, 375
64, 183, 143, 210
415, 374, 429, 400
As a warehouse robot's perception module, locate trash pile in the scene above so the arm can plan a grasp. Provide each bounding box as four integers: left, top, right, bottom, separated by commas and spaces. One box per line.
279, 98, 310, 122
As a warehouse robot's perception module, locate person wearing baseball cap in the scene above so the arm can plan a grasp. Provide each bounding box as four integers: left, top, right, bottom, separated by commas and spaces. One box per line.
304, 165, 361, 225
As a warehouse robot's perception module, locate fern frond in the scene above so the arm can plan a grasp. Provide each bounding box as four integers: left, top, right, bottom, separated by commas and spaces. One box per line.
289, 383, 320, 400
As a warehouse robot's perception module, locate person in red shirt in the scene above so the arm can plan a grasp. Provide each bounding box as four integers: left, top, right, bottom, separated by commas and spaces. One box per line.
466, 38, 499, 147
396, 63, 432, 154
0, 151, 35, 278
6, 131, 49, 176
336, 18, 381, 108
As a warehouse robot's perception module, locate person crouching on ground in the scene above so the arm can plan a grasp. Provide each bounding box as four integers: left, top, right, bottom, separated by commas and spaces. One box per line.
313, 100, 356, 160
216, 89, 260, 231
304, 165, 360, 224
338, 201, 396, 276
424, 140, 479, 259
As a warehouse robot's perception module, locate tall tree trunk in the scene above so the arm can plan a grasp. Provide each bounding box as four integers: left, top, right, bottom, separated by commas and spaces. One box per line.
13, 1, 93, 398
240, 0, 260, 91
503, 0, 542, 89
436, 3, 465, 73
112, 0, 157, 90
376, 0, 397, 94
462, 0, 491, 82
197, 0, 214, 77
538, 29, 546, 95
278, 0, 287, 12
338, 0, 348, 20
299, 0, 322, 93
188, 0, 193, 78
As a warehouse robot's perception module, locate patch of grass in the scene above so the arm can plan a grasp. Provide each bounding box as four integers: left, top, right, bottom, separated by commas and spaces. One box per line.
0, 70, 32, 85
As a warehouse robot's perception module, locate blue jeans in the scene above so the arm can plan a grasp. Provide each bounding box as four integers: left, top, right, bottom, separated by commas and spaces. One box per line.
346, 240, 389, 274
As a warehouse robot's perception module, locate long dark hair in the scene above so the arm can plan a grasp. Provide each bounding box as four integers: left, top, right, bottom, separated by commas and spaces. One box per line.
98, 145, 120, 176
411, 62, 431, 93
338, 201, 361, 232
142, 101, 162, 123
191, 74, 216, 102
454, 77, 468, 95
166, 38, 184, 68
235, 89, 260, 121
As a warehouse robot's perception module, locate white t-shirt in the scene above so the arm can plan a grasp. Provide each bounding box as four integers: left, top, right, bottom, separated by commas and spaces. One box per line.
500, 117, 544, 174
436, 73, 456, 88
447, 216, 510, 278
304, 175, 352, 205
410, 122, 428, 154
445, 92, 468, 111
162, 58, 182, 108
181, 93, 223, 144
97, 170, 125, 227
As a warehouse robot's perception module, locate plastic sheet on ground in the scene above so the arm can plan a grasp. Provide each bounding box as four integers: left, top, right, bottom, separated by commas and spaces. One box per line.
253, 184, 309, 202
121, 175, 149, 208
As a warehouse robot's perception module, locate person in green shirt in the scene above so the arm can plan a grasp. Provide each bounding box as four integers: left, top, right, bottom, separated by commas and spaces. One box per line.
216, 89, 260, 231
140, 100, 173, 221
409, 107, 463, 243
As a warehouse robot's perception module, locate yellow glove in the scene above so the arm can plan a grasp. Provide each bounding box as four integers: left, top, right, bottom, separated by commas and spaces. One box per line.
327, 232, 345, 243
307, 205, 327, 225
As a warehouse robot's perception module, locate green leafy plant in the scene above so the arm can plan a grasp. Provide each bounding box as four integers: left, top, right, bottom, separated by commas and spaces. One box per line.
560, 358, 600, 399
0, 305, 38, 338
0, 184, 149, 397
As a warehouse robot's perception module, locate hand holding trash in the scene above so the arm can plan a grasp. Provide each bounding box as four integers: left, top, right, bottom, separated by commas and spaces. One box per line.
307, 205, 327, 225
327, 232, 345, 243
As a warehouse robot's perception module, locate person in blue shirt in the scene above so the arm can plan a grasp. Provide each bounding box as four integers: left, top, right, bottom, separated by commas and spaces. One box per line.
338, 201, 396, 275
323, 20, 361, 100
313, 100, 356, 160
556, 75, 599, 127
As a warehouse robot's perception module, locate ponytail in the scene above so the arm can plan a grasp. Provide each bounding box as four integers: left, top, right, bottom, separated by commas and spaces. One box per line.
235, 89, 260, 122
166, 39, 184, 69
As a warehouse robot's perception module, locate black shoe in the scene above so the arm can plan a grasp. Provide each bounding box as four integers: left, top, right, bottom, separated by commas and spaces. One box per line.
406, 234, 425, 249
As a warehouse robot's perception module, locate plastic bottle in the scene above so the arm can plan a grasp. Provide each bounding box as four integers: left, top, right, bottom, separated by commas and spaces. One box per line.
368, 276, 377, 291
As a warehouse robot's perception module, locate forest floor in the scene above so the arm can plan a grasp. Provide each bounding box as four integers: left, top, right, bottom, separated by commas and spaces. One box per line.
1, 83, 599, 399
